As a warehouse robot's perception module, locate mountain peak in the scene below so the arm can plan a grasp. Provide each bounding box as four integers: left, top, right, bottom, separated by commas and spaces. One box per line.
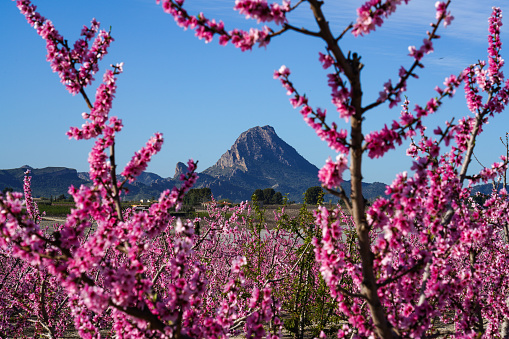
252, 125, 275, 133
244, 124, 275, 134
201, 125, 320, 200
174, 162, 189, 179
206, 125, 304, 173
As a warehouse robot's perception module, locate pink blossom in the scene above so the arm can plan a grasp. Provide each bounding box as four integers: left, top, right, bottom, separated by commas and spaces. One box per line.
352, 0, 410, 37
122, 133, 164, 182
318, 155, 348, 189
318, 52, 335, 69
234, 0, 289, 25
435, 1, 454, 27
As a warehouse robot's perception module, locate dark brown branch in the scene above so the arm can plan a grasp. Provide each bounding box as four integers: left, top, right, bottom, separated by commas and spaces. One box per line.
377, 258, 425, 288
109, 301, 167, 332
282, 23, 321, 37
109, 143, 124, 222
325, 186, 353, 215
80, 87, 94, 110
191, 225, 217, 251
290, 0, 306, 11
307, 0, 355, 81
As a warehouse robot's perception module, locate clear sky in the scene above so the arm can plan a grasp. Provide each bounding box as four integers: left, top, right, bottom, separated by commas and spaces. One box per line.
0, 0, 507, 185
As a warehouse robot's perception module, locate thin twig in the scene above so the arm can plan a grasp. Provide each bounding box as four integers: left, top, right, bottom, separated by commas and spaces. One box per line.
325, 186, 353, 215
337, 22, 354, 41
264, 242, 311, 286
282, 23, 321, 37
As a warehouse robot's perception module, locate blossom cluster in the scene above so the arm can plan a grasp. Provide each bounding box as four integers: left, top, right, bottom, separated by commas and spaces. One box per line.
366, 72, 463, 160
16, 0, 113, 94
435, 1, 454, 27
233, 0, 290, 25
352, 0, 411, 37
156, 0, 291, 50
377, 1, 454, 109
67, 67, 123, 141
23, 169, 44, 223
327, 72, 355, 122
318, 155, 348, 189
273, 65, 350, 156
122, 132, 164, 182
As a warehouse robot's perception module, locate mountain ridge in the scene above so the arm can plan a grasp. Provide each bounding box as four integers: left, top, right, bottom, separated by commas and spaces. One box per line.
0, 125, 389, 202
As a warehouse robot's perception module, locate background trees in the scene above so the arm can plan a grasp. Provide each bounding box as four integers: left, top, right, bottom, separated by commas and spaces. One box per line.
304, 186, 323, 205
252, 188, 284, 205
183, 187, 212, 206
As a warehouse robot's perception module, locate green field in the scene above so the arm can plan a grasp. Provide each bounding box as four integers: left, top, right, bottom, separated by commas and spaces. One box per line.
38, 203, 74, 216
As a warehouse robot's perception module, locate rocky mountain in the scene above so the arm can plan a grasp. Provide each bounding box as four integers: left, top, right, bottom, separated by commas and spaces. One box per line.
173, 162, 190, 179
0, 126, 389, 202
198, 125, 321, 201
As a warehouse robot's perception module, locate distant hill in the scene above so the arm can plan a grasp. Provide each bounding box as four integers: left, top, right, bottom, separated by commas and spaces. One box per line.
471, 183, 508, 196
0, 166, 90, 198
0, 126, 389, 202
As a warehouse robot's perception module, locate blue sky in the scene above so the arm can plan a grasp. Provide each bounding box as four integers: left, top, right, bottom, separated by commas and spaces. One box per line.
0, 0, 507, 185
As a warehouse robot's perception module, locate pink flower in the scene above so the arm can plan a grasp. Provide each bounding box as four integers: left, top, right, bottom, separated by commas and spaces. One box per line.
318, 52, 334, 69
352, 0, 410, 37
318, 155, 348, 189
122, 132, 164, 182
435, 1, 454, 27
234, 0, 289, 25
